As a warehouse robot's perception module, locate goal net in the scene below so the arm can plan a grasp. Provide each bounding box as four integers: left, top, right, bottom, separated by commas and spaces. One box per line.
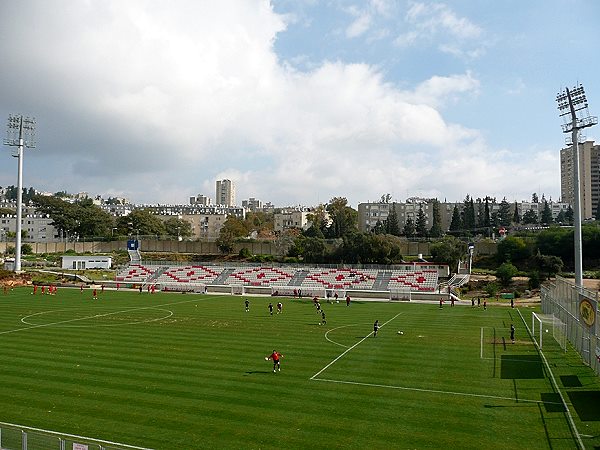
389, 287, 412, 301
231, 284, 245, 295
531, 312, 567, 352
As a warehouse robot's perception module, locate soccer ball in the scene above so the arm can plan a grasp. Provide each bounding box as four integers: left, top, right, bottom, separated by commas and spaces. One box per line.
265, 357, 268, 361
545, 329, 549, 333
398, 331, 403, 335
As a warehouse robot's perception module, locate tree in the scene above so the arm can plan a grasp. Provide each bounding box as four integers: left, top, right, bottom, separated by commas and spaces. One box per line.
565, 205, 574, 225
522, 209, 538, 224
415, 205, 428, 237
403, 216, 415, 238
371, 220, 385, 235
385, 203, 401, 236
496, 262, 518, 287
116, 210, 166, 237
325, 197, 357, 238
498, 197, 511, 226
462, 195, 475, 230
429, 200, 443, 238
449, 205, 462, 231
532, 251, 563, 278
430, 236, 465, 271
164, 217, 193, 239
532, 193, 539, 203
306, 204, 328, 235
512, 201, 520, 224
540, 200, 553, 225
497, 236, 530, 263
555, 209, 566, 224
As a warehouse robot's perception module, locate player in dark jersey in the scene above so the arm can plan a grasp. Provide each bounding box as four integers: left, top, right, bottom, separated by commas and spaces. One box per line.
245, 299, 250, 312
268, 302, 274, 315
373, 320, 379, 337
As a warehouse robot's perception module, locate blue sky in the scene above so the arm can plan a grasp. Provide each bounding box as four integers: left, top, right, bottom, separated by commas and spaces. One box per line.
0, 0, 599, 207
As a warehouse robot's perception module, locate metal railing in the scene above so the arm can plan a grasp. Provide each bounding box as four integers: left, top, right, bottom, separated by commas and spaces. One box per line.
0, 421, 152, 450
540, 276, 599, 376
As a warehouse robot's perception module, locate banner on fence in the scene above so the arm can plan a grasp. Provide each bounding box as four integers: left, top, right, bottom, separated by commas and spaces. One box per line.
578, 295, 597, 329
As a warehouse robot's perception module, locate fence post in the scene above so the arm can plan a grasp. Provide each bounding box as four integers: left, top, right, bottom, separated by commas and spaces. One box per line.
22, 430, 27, 450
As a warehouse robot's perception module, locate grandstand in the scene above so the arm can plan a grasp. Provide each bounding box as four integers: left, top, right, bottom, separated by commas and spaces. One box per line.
301, 268, 377, 290
115, 262, 447, 300
387, 269, 438, 292
224, 267, 295, 286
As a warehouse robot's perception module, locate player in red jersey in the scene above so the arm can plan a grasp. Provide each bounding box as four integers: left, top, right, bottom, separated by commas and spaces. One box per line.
266, 350, 283, 372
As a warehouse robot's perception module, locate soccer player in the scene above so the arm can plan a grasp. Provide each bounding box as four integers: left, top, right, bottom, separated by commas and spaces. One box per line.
92, 288, 98, 300
277, 302, 283, 314
80, 284, 84, 294
321, 310, 326, 325
510, 324, 515, 343
268, 302, 274, 315
245, 299, 250, 312
266, 350, 283, 372
346, 295, 351, 306
373, 320, 379, 337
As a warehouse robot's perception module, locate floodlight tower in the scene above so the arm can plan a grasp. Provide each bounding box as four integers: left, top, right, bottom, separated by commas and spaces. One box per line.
556, 84, 597, 288
3, 114, 36, 272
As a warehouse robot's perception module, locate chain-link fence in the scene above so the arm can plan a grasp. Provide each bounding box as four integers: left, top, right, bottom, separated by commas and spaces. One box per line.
0, 421, 152, 450
541, 276, 600, 376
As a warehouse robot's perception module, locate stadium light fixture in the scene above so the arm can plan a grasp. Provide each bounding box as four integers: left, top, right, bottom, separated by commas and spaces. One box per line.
556, 84, 597, 288
3, 114, 36, 272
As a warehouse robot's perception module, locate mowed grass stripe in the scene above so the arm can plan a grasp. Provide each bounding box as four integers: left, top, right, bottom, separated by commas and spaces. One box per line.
0, 288, 590, 449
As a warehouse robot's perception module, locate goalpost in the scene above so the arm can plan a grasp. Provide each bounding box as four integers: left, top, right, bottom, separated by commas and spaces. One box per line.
389, 287, 412, 301
231, 284, 245, 295
531, 312, 567, 352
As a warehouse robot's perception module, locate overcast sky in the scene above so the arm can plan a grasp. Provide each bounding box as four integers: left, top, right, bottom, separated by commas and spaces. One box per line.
1, 0, 598, 208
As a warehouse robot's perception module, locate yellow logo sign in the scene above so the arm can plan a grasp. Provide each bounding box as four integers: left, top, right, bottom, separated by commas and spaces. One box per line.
579, 299, 596, 328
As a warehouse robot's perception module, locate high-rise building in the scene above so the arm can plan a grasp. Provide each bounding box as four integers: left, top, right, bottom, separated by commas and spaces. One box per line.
560, 140, 600, 220
215, 179, 235, 206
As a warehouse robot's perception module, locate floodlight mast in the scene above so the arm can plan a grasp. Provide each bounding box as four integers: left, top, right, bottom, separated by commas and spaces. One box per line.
556, 84, 597, 288
3, 114, 36, 272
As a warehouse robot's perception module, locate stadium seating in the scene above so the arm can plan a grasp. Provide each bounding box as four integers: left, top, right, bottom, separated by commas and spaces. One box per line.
224, 267, 295, 286
115, 264, 159, 282
301, 269, 377, 290
155, 265, 223, 285
387, 270, 438, 292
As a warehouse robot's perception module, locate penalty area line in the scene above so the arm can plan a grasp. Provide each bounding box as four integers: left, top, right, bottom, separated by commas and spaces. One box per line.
311, 378, 560, 405
310, 312, 402, 380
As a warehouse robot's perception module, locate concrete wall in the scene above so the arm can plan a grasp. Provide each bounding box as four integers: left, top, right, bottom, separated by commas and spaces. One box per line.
0, 239, 499, 258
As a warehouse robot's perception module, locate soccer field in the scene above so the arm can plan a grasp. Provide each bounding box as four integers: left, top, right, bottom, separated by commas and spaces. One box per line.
0, 288, 598, 449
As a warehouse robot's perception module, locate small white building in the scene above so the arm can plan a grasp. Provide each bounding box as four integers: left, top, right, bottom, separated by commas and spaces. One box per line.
61, 256, 112, 270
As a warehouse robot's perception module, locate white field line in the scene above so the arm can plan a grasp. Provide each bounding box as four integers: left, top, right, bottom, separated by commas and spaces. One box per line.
0, 420, 153, 450
517, 308, 584, 450
310, 313, 402, 380
311, 378, 562, 405
20, 308, 174, 328
324, 324, 359, 348
0, 297, 207, 336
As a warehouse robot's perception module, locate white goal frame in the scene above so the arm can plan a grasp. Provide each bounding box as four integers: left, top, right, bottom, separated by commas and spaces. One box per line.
389, 287, 412, 301
231, 284, 245, 295
532, 312, 567, 352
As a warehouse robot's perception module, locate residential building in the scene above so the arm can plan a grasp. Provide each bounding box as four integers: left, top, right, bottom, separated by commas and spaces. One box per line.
190, 194, 211, 206
215, 179, 235, 206
561, 140, 600, 219
242, 197, 262, 211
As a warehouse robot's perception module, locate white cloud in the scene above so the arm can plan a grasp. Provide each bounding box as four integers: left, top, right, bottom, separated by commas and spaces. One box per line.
395, 2, 484, 58
346, 12, 372, 38
0, 0, 556, 207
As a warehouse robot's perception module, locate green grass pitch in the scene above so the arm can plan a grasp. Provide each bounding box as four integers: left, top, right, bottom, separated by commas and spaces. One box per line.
0, 287, 598, 449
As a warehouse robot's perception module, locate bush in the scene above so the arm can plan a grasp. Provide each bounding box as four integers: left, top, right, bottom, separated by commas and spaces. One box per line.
528, 271, 541, 289
496, 262, 518, 287
239, 248, 251, 259
484, 282, 499, 297
21, 243, 33, 255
